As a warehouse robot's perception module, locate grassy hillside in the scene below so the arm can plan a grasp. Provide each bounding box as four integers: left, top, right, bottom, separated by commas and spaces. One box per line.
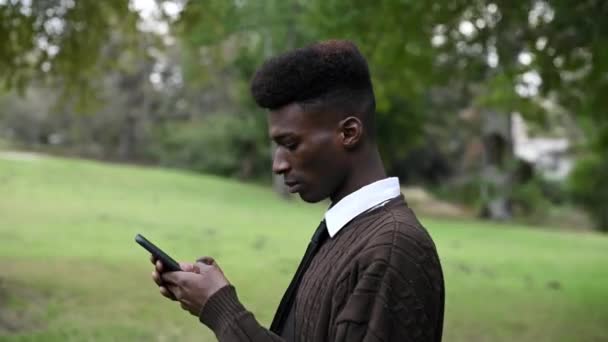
1, 153, 607, 341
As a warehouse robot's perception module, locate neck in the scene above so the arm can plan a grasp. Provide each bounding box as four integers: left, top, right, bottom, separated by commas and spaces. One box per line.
330, 146, 387, 205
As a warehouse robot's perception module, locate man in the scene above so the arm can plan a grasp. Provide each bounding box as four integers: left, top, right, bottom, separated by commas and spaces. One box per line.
151, 40, 445, 341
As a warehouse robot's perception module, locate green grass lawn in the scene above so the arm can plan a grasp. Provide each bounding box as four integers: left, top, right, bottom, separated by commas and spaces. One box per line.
1, 154, 607, 342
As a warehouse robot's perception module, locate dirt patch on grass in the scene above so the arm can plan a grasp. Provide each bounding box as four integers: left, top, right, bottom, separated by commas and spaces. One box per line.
0, 277, 44, 334
0, 151, 45, 162
402, 186, 472, 219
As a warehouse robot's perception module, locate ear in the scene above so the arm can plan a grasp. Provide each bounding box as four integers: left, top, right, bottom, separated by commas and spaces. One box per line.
338, 116, 363, 149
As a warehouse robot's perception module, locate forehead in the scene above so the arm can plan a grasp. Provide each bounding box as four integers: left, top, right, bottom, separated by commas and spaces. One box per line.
268, 103, 315, 137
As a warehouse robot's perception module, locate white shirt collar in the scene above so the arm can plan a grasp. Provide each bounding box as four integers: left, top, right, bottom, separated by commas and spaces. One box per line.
324, 177, 401, 238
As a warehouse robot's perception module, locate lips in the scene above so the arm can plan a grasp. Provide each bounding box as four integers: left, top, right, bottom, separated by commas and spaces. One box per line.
284, 180, 301, 193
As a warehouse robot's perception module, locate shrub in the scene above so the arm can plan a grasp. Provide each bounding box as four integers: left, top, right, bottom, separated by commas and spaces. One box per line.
510, 177, 553, 223
568, 155, 608, 232
148, 114, 270, 180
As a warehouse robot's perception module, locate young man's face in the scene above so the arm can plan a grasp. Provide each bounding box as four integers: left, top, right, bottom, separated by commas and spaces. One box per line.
268, 103, 347, 203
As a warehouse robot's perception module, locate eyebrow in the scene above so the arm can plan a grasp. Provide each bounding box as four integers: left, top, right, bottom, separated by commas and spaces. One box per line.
270, 131, 296, 141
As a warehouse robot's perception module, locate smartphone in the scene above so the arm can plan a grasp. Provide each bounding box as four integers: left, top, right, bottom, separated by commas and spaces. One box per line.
135, 234, 182, 272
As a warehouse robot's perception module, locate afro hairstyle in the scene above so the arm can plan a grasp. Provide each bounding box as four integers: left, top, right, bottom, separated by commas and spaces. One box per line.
250, 40, 376, 130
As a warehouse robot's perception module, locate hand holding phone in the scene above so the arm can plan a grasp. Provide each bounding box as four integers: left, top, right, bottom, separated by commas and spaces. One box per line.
135, 234, 182, 272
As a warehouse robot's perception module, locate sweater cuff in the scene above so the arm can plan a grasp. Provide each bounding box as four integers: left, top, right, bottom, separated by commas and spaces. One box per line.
199, 285, 246, 334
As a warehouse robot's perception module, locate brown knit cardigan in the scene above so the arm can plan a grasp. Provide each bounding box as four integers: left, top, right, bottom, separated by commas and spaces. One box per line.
200, 195, 445, 342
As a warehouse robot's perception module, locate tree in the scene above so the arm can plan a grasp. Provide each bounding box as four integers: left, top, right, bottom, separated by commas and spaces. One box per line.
175, 0, 313, 196
0, 0, 139, 108
2, 0, 607, 224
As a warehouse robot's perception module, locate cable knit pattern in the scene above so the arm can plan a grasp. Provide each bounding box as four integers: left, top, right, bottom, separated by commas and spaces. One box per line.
199, 195, 445, 342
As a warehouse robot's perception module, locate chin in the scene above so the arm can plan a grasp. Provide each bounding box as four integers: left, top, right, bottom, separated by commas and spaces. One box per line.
298, 191, 327, 203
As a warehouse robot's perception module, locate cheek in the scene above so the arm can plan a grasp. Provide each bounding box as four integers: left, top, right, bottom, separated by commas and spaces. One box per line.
300, 136, 342, 175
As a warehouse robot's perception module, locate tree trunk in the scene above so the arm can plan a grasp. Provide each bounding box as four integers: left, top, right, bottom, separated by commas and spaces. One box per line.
118, 113, 137, 161
479, 110, 514, 220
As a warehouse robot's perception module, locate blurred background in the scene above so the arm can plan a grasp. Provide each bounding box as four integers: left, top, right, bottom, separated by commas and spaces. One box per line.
0, 0, 606, 341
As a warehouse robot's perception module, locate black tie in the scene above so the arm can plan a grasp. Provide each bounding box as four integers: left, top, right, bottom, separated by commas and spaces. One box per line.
270, 220, 329, 334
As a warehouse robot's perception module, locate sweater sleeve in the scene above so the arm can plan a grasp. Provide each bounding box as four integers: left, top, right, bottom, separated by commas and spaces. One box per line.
332, 228, 444, 342
199, 285, 286, 342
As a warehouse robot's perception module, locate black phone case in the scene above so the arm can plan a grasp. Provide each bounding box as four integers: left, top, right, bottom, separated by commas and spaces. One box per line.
135, 234, 182, 272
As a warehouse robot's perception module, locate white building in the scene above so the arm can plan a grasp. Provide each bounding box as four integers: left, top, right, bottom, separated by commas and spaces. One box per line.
511, 112, 573, 181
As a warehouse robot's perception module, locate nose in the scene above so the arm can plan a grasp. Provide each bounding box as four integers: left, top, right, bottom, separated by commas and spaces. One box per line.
272, 148, 290, 175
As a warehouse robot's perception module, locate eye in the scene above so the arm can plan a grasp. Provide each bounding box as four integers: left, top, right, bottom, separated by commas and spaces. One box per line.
284, 141, 299, 151
274, 135, 299, 151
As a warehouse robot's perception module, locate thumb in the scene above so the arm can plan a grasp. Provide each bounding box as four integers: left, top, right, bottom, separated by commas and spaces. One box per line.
196, 256, 216, 266
193, 261, 214, 274
180, 262, 195, 272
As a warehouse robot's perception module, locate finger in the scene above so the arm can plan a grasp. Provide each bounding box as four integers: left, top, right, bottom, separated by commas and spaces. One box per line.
159, 286, 176, 301
156, 260, 164, 273
150, 254, 158, 265
167, 284, 182, 300
152, 271, 164, 286
161, 270, 183, 285
179, 301, 190, 312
